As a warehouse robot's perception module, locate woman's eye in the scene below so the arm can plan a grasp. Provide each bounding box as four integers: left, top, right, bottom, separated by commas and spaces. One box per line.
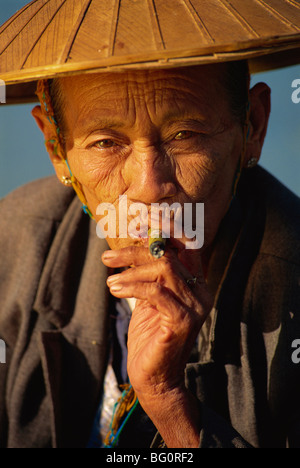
95, 139, 116, 149
174, 131, 195, 140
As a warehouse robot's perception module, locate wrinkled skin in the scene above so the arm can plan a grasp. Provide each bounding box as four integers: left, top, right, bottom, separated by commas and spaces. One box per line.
33, 65, 270, 447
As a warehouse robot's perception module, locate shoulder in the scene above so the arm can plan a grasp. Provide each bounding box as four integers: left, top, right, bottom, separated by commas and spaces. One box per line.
0, 176, 79, 304
241, 167, 300, 325
0, 175, 76, 222
0, 177, 83, 342
244, 166, 300, 266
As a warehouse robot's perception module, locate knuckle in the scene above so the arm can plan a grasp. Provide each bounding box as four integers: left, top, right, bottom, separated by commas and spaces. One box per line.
158, 256, 176, 277
148, 281, 163, 297
127, 245, 139, 256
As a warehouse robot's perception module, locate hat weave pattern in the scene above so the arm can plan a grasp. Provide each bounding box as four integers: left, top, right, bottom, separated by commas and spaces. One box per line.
1, 0, 300, 103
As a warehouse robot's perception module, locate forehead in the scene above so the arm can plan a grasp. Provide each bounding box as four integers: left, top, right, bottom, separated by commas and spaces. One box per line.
59, 65, 229, 127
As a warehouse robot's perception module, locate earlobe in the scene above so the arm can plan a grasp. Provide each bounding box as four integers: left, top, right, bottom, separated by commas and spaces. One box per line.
246, 157, 258, 169
244, 82, 271, 168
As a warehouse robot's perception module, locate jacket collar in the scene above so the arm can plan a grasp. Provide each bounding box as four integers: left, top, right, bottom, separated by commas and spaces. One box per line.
33, 196, 110, 339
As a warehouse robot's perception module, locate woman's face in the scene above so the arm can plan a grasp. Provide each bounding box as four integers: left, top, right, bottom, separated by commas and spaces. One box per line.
34, 65, 269, 253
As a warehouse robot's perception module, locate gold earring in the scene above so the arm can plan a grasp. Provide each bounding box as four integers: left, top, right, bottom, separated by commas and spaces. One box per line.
61, 176, 73, 186
247, 157, 258, 169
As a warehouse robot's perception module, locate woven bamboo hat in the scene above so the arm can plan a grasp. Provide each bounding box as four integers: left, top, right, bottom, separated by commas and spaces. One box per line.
1, 0, 300, 104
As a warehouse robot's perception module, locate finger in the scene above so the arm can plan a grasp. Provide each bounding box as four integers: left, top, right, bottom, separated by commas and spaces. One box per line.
107, 264, 192, 309
102, 244, 198, 279
102, 245, 155, 268
106, 255, 206, 309
102, 242, 180, 269
109, 280, 209, 325
107, 255, 185, 285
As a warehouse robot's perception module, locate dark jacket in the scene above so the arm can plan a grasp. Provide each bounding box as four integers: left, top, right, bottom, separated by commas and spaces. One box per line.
0, 166, 300, 448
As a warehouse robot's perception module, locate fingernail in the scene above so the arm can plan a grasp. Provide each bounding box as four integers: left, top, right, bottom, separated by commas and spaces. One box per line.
102, 250, 116, 260
110, 284, 123, 292
107, 274, 121, 285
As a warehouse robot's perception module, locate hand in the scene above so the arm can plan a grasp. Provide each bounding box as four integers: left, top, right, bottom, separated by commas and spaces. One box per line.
102, 245, 213, 447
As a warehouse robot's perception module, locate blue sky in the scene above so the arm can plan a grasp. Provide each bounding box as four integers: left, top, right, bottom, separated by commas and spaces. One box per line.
0, 1, 299, 198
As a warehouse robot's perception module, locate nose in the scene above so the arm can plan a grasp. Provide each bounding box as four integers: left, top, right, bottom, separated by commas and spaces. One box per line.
123, 144, 177, 204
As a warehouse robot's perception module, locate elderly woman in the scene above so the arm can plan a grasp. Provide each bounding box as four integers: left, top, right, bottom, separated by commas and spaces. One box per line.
0, 0, 300, 449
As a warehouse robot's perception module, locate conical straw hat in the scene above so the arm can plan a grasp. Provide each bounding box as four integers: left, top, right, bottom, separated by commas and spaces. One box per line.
1, 0, 300, 104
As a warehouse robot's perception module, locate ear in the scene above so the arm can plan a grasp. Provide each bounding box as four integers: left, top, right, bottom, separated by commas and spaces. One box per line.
243, 82, 271, 168
31, 105, 69, 182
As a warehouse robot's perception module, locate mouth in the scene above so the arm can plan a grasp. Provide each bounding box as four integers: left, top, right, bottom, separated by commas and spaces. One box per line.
96, 194, 203, 249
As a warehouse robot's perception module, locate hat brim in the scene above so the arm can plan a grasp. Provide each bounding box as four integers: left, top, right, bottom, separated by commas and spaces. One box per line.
5, 44, 300, 105
1, 0, 300, 104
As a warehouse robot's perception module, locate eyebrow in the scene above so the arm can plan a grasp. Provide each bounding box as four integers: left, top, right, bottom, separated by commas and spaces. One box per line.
78, 118, 127, 135
77, 110, 210, 138
159, 115, 212, 136
161, 108, 207, 125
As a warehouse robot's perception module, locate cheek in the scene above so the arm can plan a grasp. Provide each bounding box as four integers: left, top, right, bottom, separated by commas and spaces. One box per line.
66, 148, 127, 203
176, 153, 222, 198
177, 134, 242, 246
176, 137, 239, 201
201, 141, 243, 245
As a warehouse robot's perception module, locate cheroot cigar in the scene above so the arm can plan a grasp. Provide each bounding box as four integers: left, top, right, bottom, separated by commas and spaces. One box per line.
148, 229, 166, 258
